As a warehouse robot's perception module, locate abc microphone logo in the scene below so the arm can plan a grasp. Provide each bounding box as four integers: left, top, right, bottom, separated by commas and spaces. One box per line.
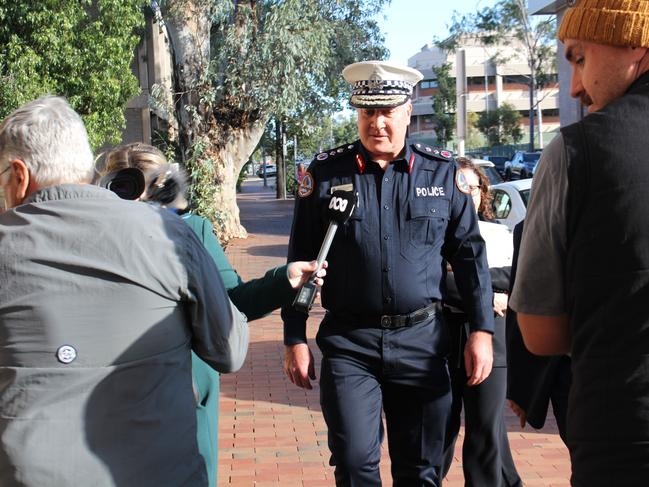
327, 190, 357, 224
329, 195, 349, 213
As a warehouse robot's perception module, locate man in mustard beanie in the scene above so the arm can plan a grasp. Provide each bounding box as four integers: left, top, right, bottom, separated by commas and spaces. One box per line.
510, 1, 649, 485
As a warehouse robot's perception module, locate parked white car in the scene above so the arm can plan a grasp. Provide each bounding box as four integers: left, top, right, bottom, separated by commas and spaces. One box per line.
490, 178, 532, 230
472, 159, 504, 186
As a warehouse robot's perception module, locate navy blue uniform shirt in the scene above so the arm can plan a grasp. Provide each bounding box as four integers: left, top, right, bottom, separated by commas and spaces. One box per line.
282, 140, 494, 345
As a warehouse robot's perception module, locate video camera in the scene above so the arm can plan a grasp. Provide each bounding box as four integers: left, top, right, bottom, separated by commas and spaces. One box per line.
100, 165, 186, 207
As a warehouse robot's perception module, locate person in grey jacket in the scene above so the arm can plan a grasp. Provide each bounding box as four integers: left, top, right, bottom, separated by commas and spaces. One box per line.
0, 96, 248, 486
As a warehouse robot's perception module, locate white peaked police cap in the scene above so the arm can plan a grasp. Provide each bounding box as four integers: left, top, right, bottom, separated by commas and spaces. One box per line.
342, 60, 424, 109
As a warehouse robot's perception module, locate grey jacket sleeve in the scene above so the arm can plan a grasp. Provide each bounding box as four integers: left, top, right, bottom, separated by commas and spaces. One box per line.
185, 231, 249, 373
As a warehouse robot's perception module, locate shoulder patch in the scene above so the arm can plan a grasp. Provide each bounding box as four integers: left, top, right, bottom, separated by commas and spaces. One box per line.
455, 169, 471, 194
411, 143, 453, 162
297, 172, 314, 198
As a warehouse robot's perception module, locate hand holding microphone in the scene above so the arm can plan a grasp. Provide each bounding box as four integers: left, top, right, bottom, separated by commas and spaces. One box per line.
293, 189, 357, 313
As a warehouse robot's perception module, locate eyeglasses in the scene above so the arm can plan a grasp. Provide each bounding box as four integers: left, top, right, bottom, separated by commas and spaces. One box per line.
0, 165, 10, 178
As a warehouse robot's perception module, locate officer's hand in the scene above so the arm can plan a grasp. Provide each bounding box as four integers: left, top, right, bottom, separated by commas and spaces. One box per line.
287, 260, 328, 289
464, 330, 493, 386
493, 292, 508, 317
284, 343, 316, 389
508, 399, 527, 429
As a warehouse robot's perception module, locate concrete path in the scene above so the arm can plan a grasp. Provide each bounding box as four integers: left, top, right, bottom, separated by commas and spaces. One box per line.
219, 176, 570, 486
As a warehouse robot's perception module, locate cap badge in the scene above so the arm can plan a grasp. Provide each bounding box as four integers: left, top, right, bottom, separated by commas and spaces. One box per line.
316, 152, 328, 161
369, 69, 383, 92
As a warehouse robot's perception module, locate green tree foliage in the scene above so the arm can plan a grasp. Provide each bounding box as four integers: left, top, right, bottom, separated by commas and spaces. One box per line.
0, 1, 144, 149
160, 0, 387, 240
440, 0, 556, 150
476, 102, 523, 147
289, 113, 357, 158
430, 63, 456, 148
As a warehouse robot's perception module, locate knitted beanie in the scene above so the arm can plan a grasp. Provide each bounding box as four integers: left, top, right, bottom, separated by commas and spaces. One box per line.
558, 0, 649, 48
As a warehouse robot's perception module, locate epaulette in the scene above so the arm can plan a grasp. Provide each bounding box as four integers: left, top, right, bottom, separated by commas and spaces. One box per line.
312, 141, 358, 163
411, 142, 453, 162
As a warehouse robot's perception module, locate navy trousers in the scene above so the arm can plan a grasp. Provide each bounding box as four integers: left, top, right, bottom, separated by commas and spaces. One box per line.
316, 313, 452, 487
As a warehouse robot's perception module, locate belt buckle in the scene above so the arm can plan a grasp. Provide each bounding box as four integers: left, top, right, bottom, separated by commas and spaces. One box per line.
380, 315, 393, 329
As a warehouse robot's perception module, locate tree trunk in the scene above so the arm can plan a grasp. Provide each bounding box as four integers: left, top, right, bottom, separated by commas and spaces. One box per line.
207, 120, 268, 241
161, 0, 211, 159
275, 118, 287, 200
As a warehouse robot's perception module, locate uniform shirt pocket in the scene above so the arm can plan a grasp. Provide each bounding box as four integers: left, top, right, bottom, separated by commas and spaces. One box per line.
400, 198, 450, 262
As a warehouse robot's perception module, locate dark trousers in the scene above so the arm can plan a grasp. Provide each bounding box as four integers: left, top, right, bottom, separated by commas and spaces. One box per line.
442, 318, 521, 487
317, 314, 452, 487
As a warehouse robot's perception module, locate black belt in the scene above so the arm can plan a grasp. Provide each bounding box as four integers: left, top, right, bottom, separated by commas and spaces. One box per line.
332, 302, 442, 330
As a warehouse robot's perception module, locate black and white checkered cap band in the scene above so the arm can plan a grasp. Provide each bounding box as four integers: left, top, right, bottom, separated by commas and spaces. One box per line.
352, 80, 414, 96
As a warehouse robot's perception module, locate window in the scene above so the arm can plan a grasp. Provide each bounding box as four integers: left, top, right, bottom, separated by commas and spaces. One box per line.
492, 190, 512, 218
502, 75, 529, 85
420, 80, 438, 89
542, 109, 559, 117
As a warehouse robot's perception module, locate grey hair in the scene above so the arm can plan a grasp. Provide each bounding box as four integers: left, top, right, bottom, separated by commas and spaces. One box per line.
0, 96, 94, 186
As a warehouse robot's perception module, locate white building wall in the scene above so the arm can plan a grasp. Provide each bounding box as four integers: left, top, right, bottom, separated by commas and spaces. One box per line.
407, 36, 560, 146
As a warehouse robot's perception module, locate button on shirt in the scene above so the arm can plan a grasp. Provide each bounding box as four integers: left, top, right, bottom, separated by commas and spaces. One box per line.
282, 140, 494, 345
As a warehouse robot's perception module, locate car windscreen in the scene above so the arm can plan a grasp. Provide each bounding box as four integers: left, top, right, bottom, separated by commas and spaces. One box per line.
484, 167, 503, 185
523, 153, 541, 162
519, 189, 530, 207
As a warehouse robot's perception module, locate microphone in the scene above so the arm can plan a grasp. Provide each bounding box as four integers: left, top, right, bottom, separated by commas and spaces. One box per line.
293, 189, 358, 313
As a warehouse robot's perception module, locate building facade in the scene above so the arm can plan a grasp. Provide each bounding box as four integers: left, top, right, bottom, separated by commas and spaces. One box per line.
122, 8, 174, 146
407, 35, 560, 149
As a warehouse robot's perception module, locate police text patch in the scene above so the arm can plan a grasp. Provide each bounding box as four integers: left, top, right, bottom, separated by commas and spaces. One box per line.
415, 186, 445, 197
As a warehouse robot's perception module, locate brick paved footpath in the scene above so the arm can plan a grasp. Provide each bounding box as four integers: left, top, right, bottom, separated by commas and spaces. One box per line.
219, 177, 570, 486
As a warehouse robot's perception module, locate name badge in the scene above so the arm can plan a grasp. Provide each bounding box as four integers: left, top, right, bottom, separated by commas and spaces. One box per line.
330, 183, 353, 194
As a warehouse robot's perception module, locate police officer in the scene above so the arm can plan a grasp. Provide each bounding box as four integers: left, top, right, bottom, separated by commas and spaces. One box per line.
510, 2, 649, 485
281, 61, 495, 487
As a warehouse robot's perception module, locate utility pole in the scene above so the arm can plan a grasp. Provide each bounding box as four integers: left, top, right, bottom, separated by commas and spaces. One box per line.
456, 49, 467, 157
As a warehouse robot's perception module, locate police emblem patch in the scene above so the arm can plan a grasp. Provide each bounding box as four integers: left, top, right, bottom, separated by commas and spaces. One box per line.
455, 170, 471, 194
316, 152, 328, 161
298, 172, 315, 198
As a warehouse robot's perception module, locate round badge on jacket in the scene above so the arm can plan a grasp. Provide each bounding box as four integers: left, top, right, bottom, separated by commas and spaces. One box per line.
298, 172, 314, 198
455, 170, 471, 194
57, 345, 77, 364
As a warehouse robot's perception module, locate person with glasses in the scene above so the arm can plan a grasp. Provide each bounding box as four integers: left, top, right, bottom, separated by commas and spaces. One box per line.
0, 96, 248, 486
442, 157, 522, 486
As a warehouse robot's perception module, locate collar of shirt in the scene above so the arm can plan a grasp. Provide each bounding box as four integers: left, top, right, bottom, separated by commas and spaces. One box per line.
358, 139, 412, 172
24, 184, 119, 205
